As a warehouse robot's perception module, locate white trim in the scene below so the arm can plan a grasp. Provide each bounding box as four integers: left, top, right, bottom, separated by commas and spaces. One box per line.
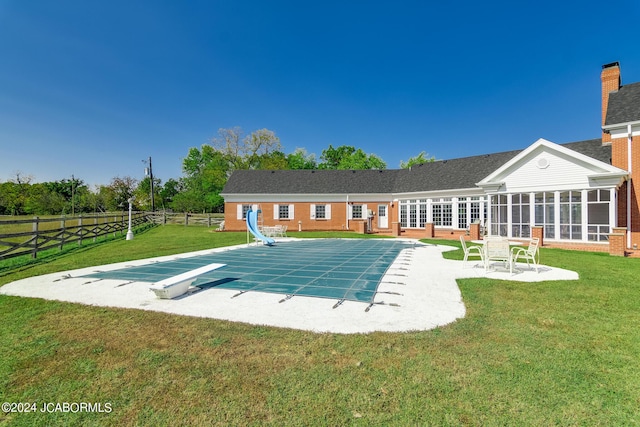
477, 138, 628, 189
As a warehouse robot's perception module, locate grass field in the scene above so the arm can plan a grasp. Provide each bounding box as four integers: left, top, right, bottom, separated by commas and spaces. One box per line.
1, 226, 639, 426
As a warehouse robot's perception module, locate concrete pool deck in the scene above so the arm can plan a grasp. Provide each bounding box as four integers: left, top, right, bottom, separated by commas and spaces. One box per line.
0, 239, 579, 334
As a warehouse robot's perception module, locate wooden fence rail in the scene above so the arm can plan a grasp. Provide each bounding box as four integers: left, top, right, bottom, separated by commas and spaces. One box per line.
0, 212, 152, 260
148, 212, 223, 227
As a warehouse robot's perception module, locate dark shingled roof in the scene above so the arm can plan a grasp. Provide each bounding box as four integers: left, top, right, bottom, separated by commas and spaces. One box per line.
222, 139, 612, 195
222, 169, 402, 194
605, 82, 640, 126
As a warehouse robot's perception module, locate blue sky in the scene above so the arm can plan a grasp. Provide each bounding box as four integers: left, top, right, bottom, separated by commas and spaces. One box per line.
1, 0, 639, 187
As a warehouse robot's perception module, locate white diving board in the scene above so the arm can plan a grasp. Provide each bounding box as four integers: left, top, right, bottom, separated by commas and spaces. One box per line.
149, 263, 226, 299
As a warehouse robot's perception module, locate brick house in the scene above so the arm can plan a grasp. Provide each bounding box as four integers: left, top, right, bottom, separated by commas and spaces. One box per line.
221, 62, 640, 251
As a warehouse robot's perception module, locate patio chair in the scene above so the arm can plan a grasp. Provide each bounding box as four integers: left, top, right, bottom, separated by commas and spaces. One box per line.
484, 238, 513, 274
460, 236, 484, 267
511, 237, 540, 273
216, 220, 225, 232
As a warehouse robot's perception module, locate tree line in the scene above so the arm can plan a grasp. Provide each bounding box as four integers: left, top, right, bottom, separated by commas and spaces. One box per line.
0, 128, 433, 215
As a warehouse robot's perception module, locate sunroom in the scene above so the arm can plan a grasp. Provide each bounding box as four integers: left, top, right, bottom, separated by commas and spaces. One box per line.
476, 139, 627, 243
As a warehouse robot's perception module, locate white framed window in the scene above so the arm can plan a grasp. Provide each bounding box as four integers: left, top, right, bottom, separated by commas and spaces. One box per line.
587, 189, 610, 241
237, 204, 255, 219
534, 192, 555, 239
432, 198, 452, 227
511, 193, 531, 238
559, 191, 582, 240
490, 194, 508, 236
274, 204, 294, 220
311, 204, 331, 220
350, 204, 366, 219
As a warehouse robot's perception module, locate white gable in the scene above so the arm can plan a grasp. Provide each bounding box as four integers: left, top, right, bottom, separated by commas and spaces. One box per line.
477, 138, 627, 193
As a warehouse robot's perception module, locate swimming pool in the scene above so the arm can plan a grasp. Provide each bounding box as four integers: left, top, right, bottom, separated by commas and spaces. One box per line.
81, 239, 413, 304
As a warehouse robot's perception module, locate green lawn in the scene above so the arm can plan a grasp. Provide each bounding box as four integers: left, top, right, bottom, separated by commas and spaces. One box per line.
1, 226, 639, 426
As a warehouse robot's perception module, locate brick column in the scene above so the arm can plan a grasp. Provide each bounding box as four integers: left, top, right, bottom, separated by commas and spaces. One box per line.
391, 222, 401, 237
610, 227, 627, 256
424, 223, 435, 238
609, 232, 626, 256
356, 221, 367, 234
469, 222, 481, 241
531, 226, 544, 246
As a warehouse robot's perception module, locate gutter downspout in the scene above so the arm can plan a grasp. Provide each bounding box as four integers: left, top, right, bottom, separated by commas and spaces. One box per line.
346, 194, 350, 230
628, 124, 633, 249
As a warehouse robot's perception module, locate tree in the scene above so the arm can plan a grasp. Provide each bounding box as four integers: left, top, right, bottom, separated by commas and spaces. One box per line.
135, 176, 163, 211
287, 148, 317, 170
178, 145, 229, 212
400, 151, 435, 169
318, 145, 386, 170
211, 127, 283, 171
97, 176, 138, 211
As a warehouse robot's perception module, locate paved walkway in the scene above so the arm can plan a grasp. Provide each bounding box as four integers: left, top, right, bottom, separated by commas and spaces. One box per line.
0, 240, 579, 334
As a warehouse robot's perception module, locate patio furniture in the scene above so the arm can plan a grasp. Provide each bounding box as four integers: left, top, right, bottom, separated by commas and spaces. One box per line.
511, 237, 540, 273
276, 224, 288, 237
216, 220, 225, 231
484, 238, 514, 274
460, 235, 484, 267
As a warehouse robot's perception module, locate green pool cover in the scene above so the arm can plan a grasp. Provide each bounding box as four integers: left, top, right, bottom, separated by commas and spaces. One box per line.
81, 239, 413, 303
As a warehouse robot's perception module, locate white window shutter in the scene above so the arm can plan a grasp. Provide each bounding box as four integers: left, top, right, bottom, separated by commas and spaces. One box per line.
289, 204, 294, 219
348, 204, 352, 220
237, 204, 243, 220
273, 204, 279, 220
363, 204, 368, 217
326, 204, 332, 219
252, 204, 258, 212
310, 204, 316, 219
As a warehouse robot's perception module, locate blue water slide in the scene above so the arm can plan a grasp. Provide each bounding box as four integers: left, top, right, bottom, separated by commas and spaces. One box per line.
246, 209, 275, 246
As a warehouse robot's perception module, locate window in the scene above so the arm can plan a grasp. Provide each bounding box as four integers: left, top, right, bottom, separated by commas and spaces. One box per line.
490, 195, 508, 236
242, 204, 252, 219
279, 205, 289, 219
400, 202, 408, 227
351, 205, 363, 219
310, 204, 331, 220
432, 198, 452, 227
587, 189, 610, 241
534, 192, 555, 239
559, 191, 582, 240
511, 194, 531, 238
274, 204, 294, 220
237, 204, 255, 220
419, 201, 428, 228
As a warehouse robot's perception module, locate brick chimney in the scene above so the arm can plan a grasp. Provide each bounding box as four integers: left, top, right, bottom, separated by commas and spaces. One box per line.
601, 62, 621, 144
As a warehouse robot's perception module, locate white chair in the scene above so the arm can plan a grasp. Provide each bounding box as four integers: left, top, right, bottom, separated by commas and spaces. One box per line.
511, 237, 540, 273
460, 236, 484, 267
484, 238, 514, 274
216, 220, 225, 231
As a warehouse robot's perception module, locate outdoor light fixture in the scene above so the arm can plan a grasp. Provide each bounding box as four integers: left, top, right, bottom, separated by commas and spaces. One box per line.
126, 197, 135, 240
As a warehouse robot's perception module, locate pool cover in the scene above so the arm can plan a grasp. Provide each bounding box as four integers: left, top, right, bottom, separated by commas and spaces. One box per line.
81, 239, 413, 303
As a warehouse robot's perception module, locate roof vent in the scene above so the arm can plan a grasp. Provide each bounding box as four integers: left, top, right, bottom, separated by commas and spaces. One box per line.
602, 61, 620, 70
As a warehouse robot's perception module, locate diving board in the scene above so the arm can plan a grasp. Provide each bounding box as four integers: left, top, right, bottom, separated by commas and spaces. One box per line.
149, 263, 226, 299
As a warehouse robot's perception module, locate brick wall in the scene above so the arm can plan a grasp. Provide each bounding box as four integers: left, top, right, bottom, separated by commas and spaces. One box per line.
223, 201, 393, 232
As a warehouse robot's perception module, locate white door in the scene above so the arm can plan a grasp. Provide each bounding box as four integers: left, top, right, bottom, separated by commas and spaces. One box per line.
378, 204, 388, 229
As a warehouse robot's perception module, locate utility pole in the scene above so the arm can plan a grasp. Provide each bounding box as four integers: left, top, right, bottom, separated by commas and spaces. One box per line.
71, 174, 75, 216
149, 156, 155, 212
